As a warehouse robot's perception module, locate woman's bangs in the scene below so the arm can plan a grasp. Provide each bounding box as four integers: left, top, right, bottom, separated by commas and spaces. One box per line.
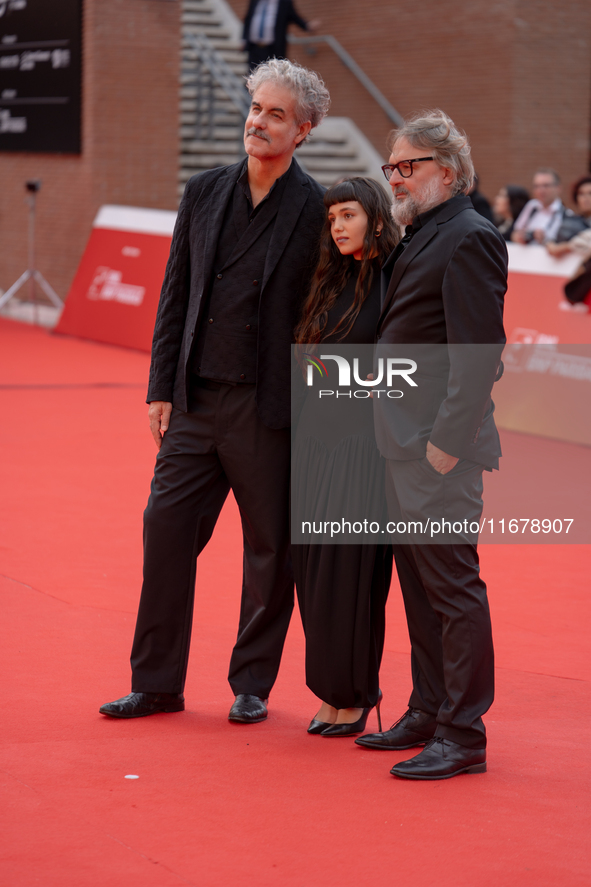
323, 181, 361, 209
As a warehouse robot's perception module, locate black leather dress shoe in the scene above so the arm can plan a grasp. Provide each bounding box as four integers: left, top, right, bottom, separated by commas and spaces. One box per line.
390, 737, 487, 780
99, 692, 185, 719
355, 707, 436, 750
228, 694, 268, 724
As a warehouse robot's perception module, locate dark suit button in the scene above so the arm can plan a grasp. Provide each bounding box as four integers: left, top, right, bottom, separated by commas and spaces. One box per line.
208, 317, 213, 324
245, 324, 251, 330
252, 280, 259, 286
240, 373, 246, 380
377, 334, 382, 340
216, 273, 222, 279
190, 331, 194, 337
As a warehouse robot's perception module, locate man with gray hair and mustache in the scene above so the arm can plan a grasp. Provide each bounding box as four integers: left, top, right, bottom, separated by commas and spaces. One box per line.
100, 60, 329, 725
356, 111, 507, 779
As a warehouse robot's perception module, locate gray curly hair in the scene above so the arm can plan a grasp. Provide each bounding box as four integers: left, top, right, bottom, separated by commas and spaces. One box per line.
246, 58, 330, 146
389, 110, 475, 196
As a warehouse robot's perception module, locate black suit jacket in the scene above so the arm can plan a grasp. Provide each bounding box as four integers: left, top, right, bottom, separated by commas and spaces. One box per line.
147, 159, 325, 429
242, 0, 309, 59
375, 195, 508, 468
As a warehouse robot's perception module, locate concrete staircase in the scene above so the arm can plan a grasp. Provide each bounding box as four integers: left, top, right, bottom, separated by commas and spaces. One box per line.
179, 0, 386, 195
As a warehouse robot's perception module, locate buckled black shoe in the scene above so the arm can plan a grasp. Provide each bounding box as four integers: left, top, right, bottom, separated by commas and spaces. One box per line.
355, 707, 436, 750
390, 737, 487, 780
99, 692, 185, 719
228, 694, 268, 724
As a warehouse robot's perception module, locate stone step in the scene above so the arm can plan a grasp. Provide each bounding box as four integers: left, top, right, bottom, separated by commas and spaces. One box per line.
298, 143, 360, 158
180, 92, 245, 109
180, 109, 243, 123
181, 138, 244, 153
312, 171, 353, 187
180, 88, 244, 102
181, 11, 217, 24
183, 0, 215, 8
180, 113, 244, 128
180, 152, 243, 167
180, 128, 243, 143
182, 52, 246, 67
181, 15, 221, 28
180, 112, 245, 125
297, 156, 369, 172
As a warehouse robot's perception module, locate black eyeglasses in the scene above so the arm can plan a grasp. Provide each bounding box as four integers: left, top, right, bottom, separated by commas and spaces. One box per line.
381, 157, 434, 181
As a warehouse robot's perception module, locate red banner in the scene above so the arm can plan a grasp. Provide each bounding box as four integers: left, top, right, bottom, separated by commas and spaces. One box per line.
55, 205, 175, 352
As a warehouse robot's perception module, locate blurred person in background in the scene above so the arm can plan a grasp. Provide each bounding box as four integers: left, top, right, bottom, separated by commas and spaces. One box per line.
511, 168, 581, 244
493, 185, 530, 241
547, 175, 591, 258
570, 175, 591, 223
546, 176, 591, 308
242, 0, 321, 71
468, 174, 494, 223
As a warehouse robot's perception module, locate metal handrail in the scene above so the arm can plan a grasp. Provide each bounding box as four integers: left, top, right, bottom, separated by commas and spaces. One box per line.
183, 31, 250, 119
288, 34, 404, 127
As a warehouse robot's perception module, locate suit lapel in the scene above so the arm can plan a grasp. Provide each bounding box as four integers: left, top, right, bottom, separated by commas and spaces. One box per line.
261, 161, 309, 291
378, 219, 438, 328
198, 163, 243, 289
222, 207, 277, 270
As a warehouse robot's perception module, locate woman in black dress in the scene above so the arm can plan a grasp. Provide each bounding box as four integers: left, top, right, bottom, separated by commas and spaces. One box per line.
292, 177, 398, 736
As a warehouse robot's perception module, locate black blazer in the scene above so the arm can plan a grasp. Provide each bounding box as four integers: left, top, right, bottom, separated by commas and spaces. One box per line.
242, 0, 309, 59
375, 196, 508, 468
147, 159, 325, 429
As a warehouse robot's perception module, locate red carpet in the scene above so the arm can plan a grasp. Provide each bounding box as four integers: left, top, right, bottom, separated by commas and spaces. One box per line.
1, 317, 590, 886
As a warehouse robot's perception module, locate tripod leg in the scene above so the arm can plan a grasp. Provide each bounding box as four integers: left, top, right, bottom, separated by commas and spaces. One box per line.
0, 270, 31, 309
33, 271, 63, 308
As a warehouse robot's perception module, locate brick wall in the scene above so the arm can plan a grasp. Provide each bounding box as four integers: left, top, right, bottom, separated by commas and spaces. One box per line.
230, 0, 591, 208
0, 0, 180, 302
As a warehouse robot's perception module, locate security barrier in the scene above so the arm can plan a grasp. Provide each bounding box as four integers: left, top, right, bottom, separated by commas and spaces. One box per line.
55, 205, 175, 352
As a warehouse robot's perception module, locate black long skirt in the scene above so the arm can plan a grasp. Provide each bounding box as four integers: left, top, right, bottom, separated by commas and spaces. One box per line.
292, 394, 393, 710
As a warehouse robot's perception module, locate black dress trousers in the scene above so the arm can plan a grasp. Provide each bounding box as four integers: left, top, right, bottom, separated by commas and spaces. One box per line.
386, 458, 494, 748
130, 382, 293, 698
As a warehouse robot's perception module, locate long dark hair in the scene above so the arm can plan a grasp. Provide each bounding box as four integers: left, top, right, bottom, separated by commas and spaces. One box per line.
572, 175, 591, 208
506, 185, 530, 222
295, 177, 399, 344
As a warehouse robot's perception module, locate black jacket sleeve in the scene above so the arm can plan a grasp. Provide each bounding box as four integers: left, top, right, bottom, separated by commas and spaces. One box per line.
146, 179, 196, 404
429, 226, 507, 455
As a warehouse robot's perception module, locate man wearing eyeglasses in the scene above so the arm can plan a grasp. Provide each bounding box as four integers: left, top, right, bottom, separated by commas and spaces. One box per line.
356, 110, 507, 780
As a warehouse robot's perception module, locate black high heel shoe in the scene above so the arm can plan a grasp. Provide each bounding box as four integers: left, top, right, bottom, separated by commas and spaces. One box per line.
320, 691, 383, 737
307, 717, 335, 734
